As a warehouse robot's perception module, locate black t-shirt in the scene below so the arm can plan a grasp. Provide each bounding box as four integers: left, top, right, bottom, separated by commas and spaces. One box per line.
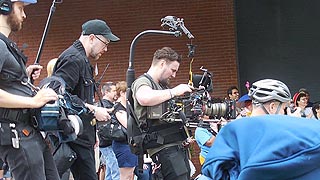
0, 36, 35, 124
101, 99, 114, 109
0, 38, 33, 97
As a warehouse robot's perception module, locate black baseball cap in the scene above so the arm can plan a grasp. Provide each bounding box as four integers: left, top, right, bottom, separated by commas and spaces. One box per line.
82, 19, 120, 42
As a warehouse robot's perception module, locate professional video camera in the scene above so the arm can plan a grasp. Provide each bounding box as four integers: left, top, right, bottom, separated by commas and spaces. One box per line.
169, 91, 237, 122
159, 67, 237, 126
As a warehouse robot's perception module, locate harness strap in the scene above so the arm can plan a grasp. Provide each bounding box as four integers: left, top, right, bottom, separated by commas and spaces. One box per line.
0, 33, 28, 82
0, 108, 31, 124
143, 125, 182, 144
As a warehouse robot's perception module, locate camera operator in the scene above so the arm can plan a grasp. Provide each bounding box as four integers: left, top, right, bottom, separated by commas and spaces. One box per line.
131, 47, 192, 180
0, 1, 60, 179
53, 19, 119, 180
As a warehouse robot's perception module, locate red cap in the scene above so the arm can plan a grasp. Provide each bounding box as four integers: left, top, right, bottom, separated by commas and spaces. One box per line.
292, 92, 306, 106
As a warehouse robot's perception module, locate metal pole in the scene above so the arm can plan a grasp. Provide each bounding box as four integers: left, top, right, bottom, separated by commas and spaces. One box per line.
34, 0, 58, 65
126, 30, 181, 88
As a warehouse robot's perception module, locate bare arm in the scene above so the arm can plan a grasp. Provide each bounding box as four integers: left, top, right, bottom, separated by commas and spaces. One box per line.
136, 84, 192, 106
204, 135, 215, 147
204, 123, 217, 147
0, 88, 57, 108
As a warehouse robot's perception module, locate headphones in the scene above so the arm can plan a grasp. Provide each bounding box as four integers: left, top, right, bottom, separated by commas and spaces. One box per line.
0, 0, 12, 15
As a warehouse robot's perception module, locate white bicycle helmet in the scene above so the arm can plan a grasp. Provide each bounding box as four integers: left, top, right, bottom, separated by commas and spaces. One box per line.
248, 79, 291, 103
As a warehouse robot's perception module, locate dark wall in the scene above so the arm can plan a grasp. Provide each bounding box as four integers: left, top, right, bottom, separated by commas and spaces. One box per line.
235, 0, 320, 102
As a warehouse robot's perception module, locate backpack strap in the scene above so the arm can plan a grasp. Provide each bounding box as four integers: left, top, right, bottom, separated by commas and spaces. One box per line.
126, 85, 145, 173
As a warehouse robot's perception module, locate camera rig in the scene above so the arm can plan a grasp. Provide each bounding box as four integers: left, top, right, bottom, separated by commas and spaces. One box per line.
147, 66, 237, 133
125, 16, 236, 172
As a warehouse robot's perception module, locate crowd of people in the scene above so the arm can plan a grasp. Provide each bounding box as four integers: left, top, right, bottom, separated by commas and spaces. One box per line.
0, 1, 193, 179
2, 1, 320, 180
195, 81, 320, 175
198, 80, 320, 180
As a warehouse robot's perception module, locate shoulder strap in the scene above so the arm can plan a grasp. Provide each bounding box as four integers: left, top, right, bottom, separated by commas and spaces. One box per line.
133, 73, 160, 128
127, 73, 158, 132
128, 73, 168, 131
113, 102, 126, 114
142, 73, 159, 90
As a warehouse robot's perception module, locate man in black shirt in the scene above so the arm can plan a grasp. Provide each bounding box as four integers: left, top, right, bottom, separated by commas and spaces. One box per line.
53, 19, 119, 180
0, 1, 59, 179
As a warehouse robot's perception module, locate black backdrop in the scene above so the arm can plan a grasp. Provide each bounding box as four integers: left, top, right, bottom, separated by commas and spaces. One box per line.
235, 0, 320, 103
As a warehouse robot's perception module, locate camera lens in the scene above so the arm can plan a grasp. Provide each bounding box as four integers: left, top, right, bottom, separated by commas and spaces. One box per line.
204, 102, 227, 118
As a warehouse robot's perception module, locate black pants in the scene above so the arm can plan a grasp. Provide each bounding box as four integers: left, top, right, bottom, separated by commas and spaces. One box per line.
69, 142, 97, 180
0, 124, 60, 180
152, 145, 191, 180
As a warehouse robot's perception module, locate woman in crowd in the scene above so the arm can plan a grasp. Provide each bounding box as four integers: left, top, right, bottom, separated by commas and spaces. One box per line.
112, 81, 138, 180
289, 92, 313, 118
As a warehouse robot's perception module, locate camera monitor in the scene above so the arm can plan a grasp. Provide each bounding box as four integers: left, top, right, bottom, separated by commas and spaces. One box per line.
192, 74, 213, 92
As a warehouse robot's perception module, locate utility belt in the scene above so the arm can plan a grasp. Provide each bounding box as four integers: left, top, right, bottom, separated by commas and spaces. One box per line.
0, 108, 32, 124
0, 108, 36, 149
0, 121, 36, 149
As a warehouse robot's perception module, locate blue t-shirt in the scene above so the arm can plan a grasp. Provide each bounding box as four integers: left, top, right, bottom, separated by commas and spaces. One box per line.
195, 127, 214, 158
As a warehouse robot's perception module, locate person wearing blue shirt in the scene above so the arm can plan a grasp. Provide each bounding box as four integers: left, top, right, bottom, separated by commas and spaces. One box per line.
195, 124, 216, 165
199, 79, 320, 180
